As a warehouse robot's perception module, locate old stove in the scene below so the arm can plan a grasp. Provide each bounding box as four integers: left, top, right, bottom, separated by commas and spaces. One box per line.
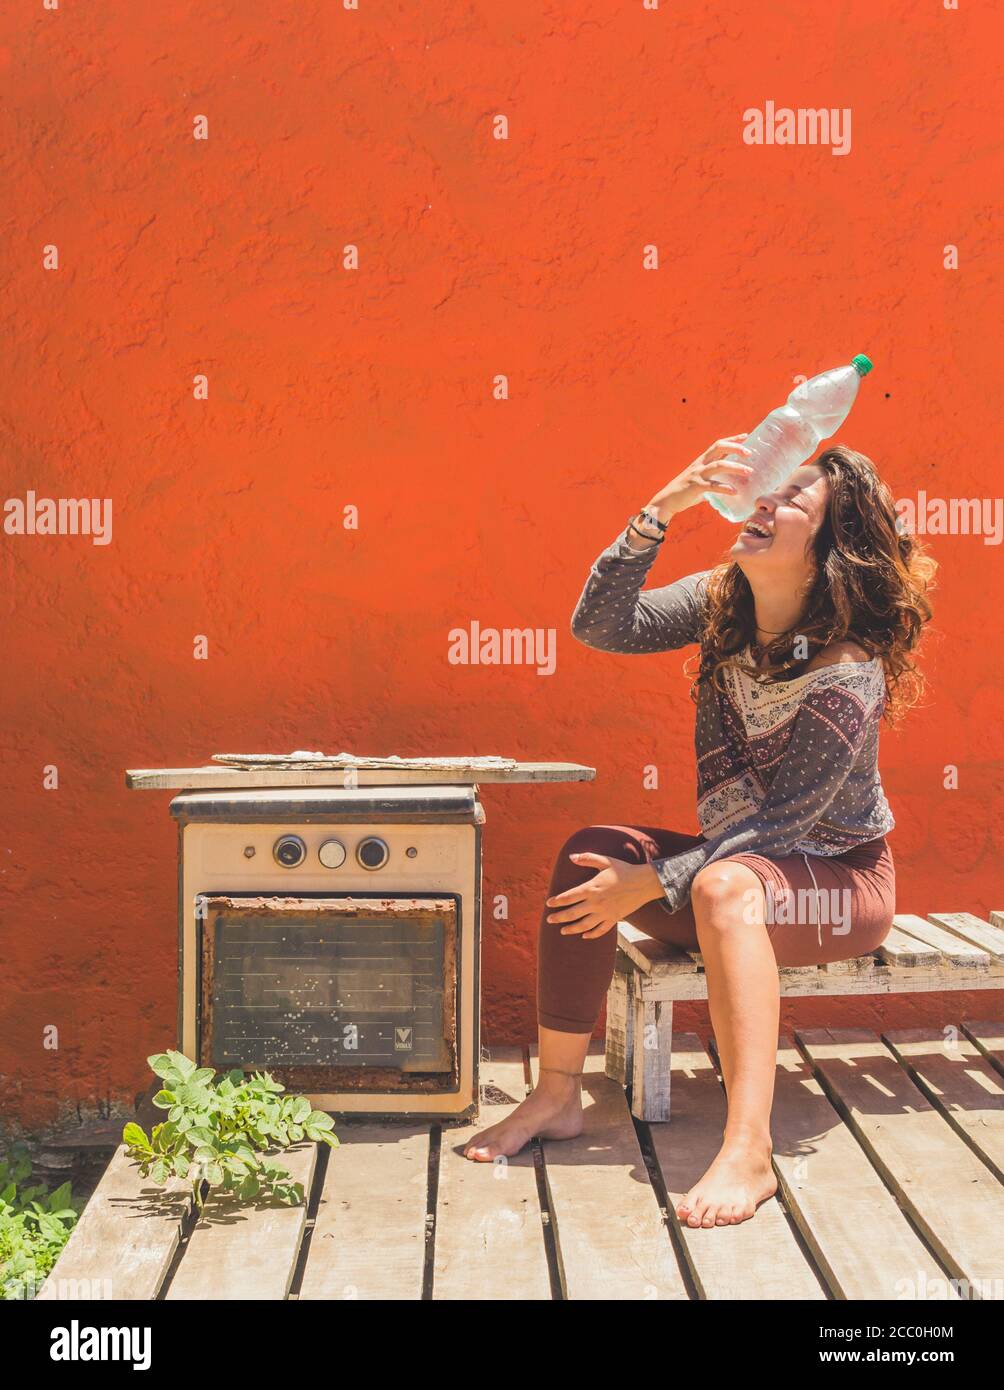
127, 755, 593, 1120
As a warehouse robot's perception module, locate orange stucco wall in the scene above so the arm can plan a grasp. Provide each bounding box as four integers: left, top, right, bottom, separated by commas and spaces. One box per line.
1, 3, 1001, 1130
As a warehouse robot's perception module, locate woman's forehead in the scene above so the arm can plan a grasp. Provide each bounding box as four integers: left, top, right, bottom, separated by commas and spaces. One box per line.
792, 463, 826, 487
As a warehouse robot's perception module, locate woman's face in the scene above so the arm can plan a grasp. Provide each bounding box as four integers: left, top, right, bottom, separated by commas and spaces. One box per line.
729, 462, 829, 580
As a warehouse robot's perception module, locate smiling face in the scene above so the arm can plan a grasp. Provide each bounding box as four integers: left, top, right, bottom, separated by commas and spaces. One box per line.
729, 462, 830, 581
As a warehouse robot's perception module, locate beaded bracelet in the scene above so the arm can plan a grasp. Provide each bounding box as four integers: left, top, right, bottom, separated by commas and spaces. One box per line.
639, 507, 668, 533
627, 516, 664, 545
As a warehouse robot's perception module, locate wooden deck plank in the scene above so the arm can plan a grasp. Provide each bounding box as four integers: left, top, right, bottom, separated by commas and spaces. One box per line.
797, 1029, 1004, 1297
432, 1048, 551, 1300
822, 953, 876, 978
962, 1020, 1004, 1078
927, 913, 1004, 962
40, 1145, 192, 1301
883, 1028, 1004, 1182
876, 925, 941, 968
616, 922, 694, 975
692, 951, 820, 980
771, 1040, 956, 1300
647, 1034, 824, 1301
298, 1125, 430, 1301
528, 1043, 689, 1300
165, 1144, 317, 1301
891, 914, 989, 968
127, 761, 595, 789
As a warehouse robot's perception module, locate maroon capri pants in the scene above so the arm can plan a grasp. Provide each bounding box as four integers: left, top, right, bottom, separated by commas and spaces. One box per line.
537, 824, 896, 1034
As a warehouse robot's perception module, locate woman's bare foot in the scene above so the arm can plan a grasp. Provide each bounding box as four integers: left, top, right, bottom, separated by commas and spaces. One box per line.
675, 1132, 777, 1227
463, 1071, 584, 1161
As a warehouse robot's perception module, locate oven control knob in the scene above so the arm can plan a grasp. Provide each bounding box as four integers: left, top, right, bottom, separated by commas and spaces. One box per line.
318, 838, 347, 870
357, 836, 389, 870
273, 834, 307, 868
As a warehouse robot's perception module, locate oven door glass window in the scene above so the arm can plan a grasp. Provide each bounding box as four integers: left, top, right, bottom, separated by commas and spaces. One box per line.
198, 895, 457, 1075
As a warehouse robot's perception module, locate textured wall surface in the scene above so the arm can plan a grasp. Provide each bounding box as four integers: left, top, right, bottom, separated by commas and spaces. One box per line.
1, 3, 1001, 1130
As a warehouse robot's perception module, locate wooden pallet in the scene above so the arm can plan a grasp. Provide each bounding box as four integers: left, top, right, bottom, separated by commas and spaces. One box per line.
41, 1026, 1004, 1301
606, 910, 1004, 1120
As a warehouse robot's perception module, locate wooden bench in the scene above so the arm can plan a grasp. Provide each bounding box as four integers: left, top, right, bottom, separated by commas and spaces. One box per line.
606, 910, 1004, 1121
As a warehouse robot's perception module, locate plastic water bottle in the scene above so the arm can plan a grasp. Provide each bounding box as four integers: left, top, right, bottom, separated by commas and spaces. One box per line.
704, 354, 874, 522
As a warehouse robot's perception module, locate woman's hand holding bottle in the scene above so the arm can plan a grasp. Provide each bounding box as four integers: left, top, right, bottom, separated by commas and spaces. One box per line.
624, 435, 755, 551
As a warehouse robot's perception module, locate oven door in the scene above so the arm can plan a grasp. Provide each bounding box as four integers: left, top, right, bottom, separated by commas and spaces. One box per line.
195, 894, 459, 1095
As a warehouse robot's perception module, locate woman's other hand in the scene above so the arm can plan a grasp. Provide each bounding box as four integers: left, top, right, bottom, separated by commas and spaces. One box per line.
544, 852, 663, 939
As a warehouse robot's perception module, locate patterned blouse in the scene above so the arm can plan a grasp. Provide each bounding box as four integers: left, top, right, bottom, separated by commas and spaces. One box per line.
570, 523, 895, 914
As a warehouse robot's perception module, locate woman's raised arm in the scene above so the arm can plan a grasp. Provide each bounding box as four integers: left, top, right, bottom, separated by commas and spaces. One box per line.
570, 436, 754, 654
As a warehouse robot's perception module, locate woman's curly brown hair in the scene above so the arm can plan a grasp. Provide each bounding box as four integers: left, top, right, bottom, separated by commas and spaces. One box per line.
688, 445, 937, 725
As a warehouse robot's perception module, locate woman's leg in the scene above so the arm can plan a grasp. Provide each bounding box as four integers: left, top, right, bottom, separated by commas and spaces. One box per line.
673, 861, 779, 1227
671, 842, 895, 1226
464, 824, 703, 1161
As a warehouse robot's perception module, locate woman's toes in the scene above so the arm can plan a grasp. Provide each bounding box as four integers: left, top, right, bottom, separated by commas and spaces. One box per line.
681, 1193, 705, 1226
701, 1208, 717, 1229
463, 1134, 497, 1160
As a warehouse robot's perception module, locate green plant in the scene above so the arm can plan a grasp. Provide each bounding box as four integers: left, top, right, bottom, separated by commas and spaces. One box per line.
123, 1051, 337, 1212
0, 1145, 81, 1300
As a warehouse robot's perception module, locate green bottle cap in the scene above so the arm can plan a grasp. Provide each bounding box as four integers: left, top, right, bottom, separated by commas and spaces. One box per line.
851, 353, 874, 376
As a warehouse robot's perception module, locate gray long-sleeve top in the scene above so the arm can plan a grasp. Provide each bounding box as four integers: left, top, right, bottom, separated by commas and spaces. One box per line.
571, 523, 894, 914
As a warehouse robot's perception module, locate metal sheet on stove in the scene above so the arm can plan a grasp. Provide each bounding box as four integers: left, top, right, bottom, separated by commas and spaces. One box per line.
169, 783, 483, 822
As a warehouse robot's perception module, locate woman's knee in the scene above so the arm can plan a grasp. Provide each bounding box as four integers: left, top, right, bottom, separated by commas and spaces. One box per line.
557, 825, 648, 866
691, 862, 765, 926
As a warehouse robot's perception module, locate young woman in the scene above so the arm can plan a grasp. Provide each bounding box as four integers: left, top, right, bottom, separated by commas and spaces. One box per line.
464, 437, 936, 1228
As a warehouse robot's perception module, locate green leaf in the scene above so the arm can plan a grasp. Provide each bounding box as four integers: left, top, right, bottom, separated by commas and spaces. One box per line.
166, 1050, 197, 1081
289, 1097, 311, 1123
186, 1128, 216, 1148
305, 1111, 335, 1132
47, 1182, 73, 1211
150, 1158, 170, 1184
147, 1052, 174, 1078
152, 1090, 176, 1110
205, 1162, 224, 1186
122, 1122, 149, 1148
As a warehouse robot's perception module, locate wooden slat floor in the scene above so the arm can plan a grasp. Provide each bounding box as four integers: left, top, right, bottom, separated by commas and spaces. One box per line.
44, 1022, 1004, 1301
